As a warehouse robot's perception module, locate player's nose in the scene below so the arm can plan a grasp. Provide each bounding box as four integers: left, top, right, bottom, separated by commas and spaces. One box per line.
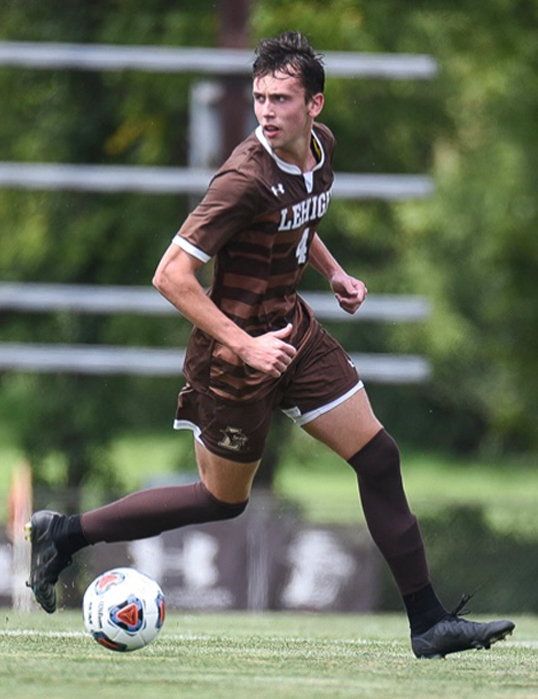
262, 100, 275, 117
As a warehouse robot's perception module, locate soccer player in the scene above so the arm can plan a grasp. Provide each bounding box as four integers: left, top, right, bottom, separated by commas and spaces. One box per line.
27, 32, 514, 658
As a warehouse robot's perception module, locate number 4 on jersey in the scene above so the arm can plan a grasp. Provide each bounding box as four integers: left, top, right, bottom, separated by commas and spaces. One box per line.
296, 228, 310, 265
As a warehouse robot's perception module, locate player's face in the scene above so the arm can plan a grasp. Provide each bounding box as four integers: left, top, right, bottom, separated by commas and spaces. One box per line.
253, 70, 324, 167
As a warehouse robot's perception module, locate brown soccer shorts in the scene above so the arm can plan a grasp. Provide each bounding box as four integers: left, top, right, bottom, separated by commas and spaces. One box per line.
173, 323, 363, 463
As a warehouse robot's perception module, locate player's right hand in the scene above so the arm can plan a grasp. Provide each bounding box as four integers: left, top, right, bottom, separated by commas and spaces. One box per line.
240, 323, 297, 377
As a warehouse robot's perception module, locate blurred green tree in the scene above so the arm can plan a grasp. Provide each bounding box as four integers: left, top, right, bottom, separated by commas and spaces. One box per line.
0, 0, 218, 502
1, 0, 537, 501
254, 0, 538, 455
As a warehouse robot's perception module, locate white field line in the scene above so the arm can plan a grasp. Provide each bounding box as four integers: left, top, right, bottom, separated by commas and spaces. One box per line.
1, 629, 536, 649
0, 629, 87, 638
0, 630, 388, 648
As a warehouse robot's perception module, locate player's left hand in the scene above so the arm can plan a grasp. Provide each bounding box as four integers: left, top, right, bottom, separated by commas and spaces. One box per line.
330, 272, 368, 314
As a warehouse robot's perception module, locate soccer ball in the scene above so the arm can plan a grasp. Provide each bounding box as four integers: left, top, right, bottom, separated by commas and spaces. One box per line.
83, 567, 165, 652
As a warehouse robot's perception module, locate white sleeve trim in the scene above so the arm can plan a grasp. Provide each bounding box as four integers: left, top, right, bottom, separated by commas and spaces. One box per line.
172, 234, 212, 263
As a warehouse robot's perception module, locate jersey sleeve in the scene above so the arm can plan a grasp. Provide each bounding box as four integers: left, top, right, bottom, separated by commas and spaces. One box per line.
174, 168, 259, 261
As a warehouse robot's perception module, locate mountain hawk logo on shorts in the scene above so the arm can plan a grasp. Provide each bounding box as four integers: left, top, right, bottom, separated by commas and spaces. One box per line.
218, 426, 249, 452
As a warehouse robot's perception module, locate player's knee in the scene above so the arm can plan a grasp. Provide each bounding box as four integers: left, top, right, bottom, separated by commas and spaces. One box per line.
347, 428, 401, 483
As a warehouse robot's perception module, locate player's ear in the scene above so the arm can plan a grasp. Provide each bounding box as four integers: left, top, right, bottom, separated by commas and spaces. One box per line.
308, 92, 324, 118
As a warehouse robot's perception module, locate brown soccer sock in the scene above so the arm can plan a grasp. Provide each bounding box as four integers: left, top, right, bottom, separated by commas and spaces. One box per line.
347, 429, 431, 596
80, 481, 248, 544
348, 430, 447, 631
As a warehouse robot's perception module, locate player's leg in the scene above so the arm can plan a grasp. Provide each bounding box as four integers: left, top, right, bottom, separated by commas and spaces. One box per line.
300, 384, 381, 458
194, 439, 259, 503
302, 387, 432, 598
302, 388, 514, 657
26, 447, 257, 614
26, 385, 268, 613
80, 446, 257, 545
280, 325, 433, 601
282, 324, 514, 656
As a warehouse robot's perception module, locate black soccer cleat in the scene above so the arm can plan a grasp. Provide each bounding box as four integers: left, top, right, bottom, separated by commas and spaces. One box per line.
411, 595, 515, 659
25, 510, 72, 614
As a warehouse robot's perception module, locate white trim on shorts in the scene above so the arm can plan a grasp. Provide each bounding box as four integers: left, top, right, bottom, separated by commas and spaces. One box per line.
281, 380, 364, 427
172, 234, 211, 263
173, 419, 205, 447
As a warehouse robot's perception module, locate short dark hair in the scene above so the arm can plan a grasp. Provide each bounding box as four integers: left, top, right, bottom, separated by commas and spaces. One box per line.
253, 31, 325, 101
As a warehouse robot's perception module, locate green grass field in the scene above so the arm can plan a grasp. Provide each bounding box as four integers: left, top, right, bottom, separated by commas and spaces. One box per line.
1, 420, 537, 697
0, 611, 536, 699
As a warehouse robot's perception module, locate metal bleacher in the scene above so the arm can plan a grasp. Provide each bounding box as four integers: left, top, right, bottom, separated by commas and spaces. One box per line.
0, 41, 436, 385
0, 283, 431, 383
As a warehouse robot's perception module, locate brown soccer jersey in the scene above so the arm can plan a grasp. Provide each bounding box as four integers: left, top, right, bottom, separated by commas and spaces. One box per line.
174, 122, 335, 402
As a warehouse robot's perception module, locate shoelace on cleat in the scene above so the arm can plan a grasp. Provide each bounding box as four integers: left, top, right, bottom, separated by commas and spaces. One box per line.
450, 592, 474, 617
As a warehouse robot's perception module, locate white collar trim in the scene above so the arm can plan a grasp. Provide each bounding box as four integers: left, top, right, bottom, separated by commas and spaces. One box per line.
255, 125, 325, 176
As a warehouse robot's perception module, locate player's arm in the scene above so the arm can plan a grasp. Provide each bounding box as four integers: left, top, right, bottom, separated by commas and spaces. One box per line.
153, 243, 296, 377
308, 232, 367, 314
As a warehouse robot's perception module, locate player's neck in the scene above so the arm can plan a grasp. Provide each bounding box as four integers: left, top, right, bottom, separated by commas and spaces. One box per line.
274, 137, 317, 172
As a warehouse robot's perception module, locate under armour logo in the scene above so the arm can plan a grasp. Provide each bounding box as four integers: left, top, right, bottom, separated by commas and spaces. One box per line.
271, 183, 285, 197
218, 426, 249, 452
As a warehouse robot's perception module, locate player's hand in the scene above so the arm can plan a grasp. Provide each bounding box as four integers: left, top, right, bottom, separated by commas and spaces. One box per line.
331, 272, 368, 314
240, 323, 297, 377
